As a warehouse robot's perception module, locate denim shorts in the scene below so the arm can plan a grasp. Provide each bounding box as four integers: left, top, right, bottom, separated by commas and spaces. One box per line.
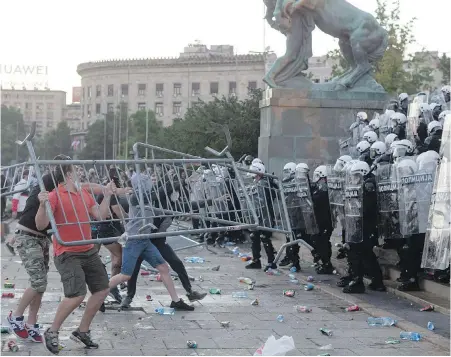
121, 239, 166, 276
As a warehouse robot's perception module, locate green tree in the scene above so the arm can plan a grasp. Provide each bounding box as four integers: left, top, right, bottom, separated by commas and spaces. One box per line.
80, 114, 114, 160
438, 53, 450, 85
127, 109, 164, 158
35, 121, 73, 160
327, 0, 434, 94
0, 105, 27, 165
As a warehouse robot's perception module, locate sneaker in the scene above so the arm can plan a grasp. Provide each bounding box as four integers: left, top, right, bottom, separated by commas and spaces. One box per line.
109, 287, 122, 303
187, 290, 207, 302
279, 256, 291, 267
71, 329, 99, 349
342, 280, 365, 294
368, 281, 387, 292
7, 312, 28, 339
170, 299, 195, 311
245, 260, 262, 270
120, 296, 133, 309
5, 242, 15, 255
26, 323, 43, 343
44, 328, 60, 355
119, 282, 127, 290
264, 263, 277, 272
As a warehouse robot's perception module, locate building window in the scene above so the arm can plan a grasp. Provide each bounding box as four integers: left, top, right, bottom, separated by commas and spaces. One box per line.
138, 84, 146, 96
173, 83, 182, 97
138, 103, 146, 111
156, 83, 164, 97
210, 82, 219, 95
192, 82, 200, 96
96, 103, 101, 115
36, 102, 44, 111
107, 85, 114, 97
248, 81, 257, 93
155, 102, 164, 116
87, 104, 91, 117
96, 85, 101, 97
324, 78, 330, 83
173, 102, 182, 115
229, 81, 237, 95
87, 86, 92, 98
46, 121, 53, 128
121, 84, 129, 96
47, 111, 54, 120
107, 103, 114, 113
313, 78, 320, 83
25, 102, 32, 109
47, 102, 54, 110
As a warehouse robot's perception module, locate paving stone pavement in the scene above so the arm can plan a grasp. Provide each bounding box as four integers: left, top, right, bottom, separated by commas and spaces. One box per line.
1, 231, 450, 356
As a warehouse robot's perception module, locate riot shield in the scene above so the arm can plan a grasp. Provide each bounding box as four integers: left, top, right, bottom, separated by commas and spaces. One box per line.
344, 167, 364, 243
375, 163, 402, 240
282, 179, 304, 231
422, 115, 451, 270
339, 137, 352, 157
295, 173, 319, 235
397, 156, 436, 236
248, 180, 273, 228
406, 95, 428, 144
326, 165, 345, 229
378, 112, 391, 143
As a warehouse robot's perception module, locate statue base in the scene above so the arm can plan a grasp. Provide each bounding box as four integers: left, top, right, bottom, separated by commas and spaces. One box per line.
258, 88, 389, 174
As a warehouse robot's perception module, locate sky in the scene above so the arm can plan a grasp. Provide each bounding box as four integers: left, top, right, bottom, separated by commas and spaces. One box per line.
1, 0, 449, 103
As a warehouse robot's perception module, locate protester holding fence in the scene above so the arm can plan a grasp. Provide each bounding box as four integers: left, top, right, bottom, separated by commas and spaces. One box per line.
11, 169, 30, 220
35, 155, 115, 354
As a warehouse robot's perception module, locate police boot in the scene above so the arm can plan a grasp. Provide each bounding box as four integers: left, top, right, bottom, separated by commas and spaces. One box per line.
264, 263, 277, 272
245, 259, 262, 270
279, 249, 292, 267
336, 275, 352, 287
316, 262, 334, 275
397, 278, 420, 291
368, 280, 387, 292
342, 280, 365, 294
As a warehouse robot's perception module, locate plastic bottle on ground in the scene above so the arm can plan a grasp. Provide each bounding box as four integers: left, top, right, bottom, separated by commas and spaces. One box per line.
367, 317, 397, 326
400, 332, 421, 341
277, 315, 284, 322
232, 291, 248, 298
155, 307, 175, 315
427, 322, 435, 331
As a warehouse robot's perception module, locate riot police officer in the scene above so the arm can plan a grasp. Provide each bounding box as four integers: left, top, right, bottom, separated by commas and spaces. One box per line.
398, 93, 409, 116
417, 121, 443, 154
441, 85, 451, 107
245, 162, 278, 272
390, 112, 407, 140
311, 165, 334, 274
356, 140, 372, 166
243, 155, 254, 167
343, 161, 386, 293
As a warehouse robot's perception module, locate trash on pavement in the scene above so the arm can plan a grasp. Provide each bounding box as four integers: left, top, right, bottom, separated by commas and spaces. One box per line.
211, 265, 220, 271
318, 354, 330, 356
283, 290, 295, 297
232, 247, 240, 255
187, 340, 197, 348
266, 269, 281, 276
367, 317, 397, 327
276, 315, 284, 323
288, 274, 296, 280
238, 277, 254, 285
198, 276, 204, 282
294, 305, 312, 313
232, 291, 248, 298
155, 274, 162, 282
318, 344, 333, 350
140, 270, 150, 276
289, 266, 297, 273
146, 295, 152, 301
253, 335, 295, 356
241, 256, 252, 262
7, 341, 19, 352
1, 293, 14, 298
184, 257, 205, 264
209, 288, 221, 295
155, 307, 175, 315
4, 282, 15, 289
427, 321, 435, 331
79, 301, 87, 309
385, 338, 400, 344
225, 242, 236, 246
304, 284, 314, 291
345, 305, 360, 312
1, 326, 11, 333
307, 276, 314, 282
220, 321, 230, 328
400, 332, 421, 341
319, 328, 333, 336
251, 299, 259, 306
420, 305, 434, 312
248, 284, 255, 290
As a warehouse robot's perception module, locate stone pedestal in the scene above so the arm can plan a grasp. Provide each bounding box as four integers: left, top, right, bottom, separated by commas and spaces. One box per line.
258, 88, 389, 174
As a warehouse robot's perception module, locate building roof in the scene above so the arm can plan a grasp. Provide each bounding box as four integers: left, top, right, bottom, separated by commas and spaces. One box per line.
77, 53, 265, 75
0, 88, 66, 94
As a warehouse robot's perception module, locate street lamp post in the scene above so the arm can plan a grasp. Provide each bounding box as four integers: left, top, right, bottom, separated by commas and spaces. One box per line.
145, 108, 149, 158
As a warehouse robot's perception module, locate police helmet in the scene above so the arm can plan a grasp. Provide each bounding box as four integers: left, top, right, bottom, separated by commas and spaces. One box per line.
313, 165, 327, 183
350, 161, 370, 176
427, 121, 442, 135
438, 110, 450, 124
357, 111, 368, 122
334, 155, 352, 172
390, 112, 407, 127
252, 158, 263, 165
369, 118, 380, 130
249, 162, 265, 177
441, 85, 451, 95
295, 163, 309, 177
398, 93, 409, 102
356, 140, 371, 154
385, 133, 399, 148
283, 162, 296, 179
363, 131, 378, 144
370, 141, 386, 159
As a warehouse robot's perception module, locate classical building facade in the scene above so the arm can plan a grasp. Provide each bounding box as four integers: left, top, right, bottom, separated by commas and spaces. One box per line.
1, 89, 66, 137
76, 44, 266, 128
63, 103, 82, 133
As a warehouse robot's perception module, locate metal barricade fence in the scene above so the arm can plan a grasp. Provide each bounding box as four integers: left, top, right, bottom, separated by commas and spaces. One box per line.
1, 162, 33, 197
16, 125, 259, 250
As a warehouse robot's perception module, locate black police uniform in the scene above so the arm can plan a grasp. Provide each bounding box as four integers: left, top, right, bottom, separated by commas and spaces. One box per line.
312, 181, 334, 273
344, 175, 385, 293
